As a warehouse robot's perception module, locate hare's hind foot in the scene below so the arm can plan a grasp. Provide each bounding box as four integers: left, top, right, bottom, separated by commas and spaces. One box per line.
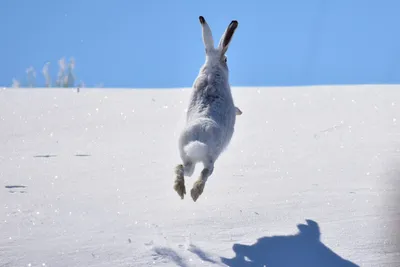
190, 179, 205, 202
174, 180, 186, 199
174, 164, 186, 199
190, 167, 213, 202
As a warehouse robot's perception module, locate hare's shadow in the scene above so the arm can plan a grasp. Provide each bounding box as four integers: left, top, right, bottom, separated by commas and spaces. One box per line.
221, 219, 359, 267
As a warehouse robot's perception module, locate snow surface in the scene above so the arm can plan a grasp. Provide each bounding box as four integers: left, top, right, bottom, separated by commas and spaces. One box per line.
1, 85, 399, 266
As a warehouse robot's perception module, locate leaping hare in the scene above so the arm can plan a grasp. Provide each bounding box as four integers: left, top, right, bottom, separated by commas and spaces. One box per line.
174, 16, 240, 202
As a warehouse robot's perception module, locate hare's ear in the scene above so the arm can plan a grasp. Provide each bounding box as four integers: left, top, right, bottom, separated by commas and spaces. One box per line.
199, 16, 214, 53
218, 20, 238, 55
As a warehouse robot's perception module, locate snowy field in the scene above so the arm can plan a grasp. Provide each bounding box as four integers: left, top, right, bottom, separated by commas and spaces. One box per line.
1, 85, 399, 266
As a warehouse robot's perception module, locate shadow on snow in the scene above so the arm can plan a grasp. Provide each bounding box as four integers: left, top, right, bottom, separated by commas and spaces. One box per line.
220, 219, 359, 267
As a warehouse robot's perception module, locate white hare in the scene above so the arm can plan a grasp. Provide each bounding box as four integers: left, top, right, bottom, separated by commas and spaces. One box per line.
174, 16, 240, 202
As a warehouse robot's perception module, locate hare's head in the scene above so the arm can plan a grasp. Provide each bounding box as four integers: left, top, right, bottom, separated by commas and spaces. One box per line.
199, 16, 238, 70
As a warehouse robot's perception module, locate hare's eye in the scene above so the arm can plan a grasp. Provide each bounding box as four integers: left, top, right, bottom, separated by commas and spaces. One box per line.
224, 56, 227, 63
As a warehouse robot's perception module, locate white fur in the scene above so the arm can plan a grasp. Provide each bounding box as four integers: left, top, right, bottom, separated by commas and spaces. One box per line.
174, 16, 239, 202
183, 141, 208, 163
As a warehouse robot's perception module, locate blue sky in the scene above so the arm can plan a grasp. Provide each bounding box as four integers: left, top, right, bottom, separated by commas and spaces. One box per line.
1, 0, 399, 88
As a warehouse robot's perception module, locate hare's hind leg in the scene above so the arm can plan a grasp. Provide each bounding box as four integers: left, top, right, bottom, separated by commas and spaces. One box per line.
183, 161, 195, 177
174, 164, 185, 199
191, 161, 214, 202
173, 161, 194, 199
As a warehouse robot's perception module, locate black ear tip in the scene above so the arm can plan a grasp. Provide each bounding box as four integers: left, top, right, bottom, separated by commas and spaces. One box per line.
231, 20, 239, 28
199, 16, 205, 24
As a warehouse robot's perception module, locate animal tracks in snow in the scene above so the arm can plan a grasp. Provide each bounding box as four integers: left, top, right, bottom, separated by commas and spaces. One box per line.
33, 154, 57, 158
152, 247, 189, 267
148, 239, 222, 266
5, 185, 26, 189
33, 154, 91, 158
314, 121, 346, 139
187, 244, 219, 264
5, 185, 27, 194
144, 223, 223, 266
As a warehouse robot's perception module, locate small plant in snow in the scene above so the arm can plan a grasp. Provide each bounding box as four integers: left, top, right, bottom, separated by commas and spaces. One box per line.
65, 57, 75, 87
26, 66, 36, 87
42, 62, 51, 87
57, 57, 76, 87
13, 56, 83, 88
56, 58, 66, 87
12, 78, 20, 88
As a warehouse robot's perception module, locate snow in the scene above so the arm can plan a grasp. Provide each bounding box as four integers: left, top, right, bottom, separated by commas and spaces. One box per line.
0, 85, 399, 266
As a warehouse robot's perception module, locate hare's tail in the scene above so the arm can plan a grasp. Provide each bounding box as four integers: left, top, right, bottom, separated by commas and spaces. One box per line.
184, 141, 208, 163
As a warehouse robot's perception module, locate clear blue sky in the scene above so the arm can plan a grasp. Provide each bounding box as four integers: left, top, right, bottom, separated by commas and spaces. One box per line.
1, 0, 399, 88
